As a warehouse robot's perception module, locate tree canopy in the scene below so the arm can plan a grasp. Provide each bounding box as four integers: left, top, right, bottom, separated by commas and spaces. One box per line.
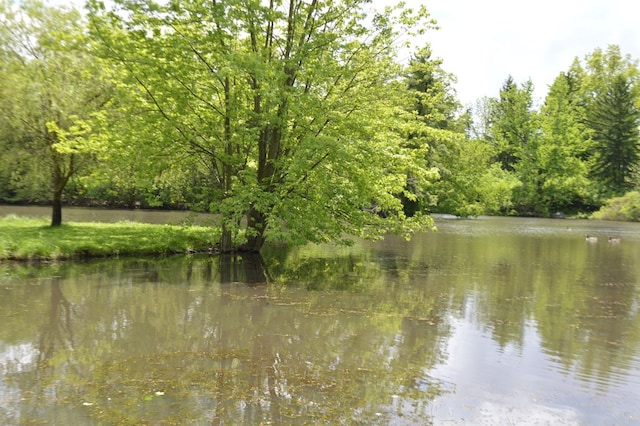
2, 1, 640, 244
86, 0, 440, 252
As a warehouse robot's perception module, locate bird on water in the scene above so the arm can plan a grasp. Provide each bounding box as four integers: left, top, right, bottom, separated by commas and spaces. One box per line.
585, 235, 598, 243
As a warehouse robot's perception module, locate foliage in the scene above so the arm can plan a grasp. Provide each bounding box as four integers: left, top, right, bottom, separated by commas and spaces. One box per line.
3, 0, 640, 229
0, 215, 218, 260
404, 44, 482, 216
405, 44, 467, 132
585, 73, 640, 195
591, 191, 640, 221
87, 0, 439, 252
490, 77, 539, 172
536, 71, 593, 213
426, 136, 519, 217
477, 47, 640, 216
488, 77, 550, 215
0, 0, 113, 225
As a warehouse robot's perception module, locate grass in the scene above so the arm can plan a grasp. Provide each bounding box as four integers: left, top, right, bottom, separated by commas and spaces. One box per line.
0, 215, 220, 261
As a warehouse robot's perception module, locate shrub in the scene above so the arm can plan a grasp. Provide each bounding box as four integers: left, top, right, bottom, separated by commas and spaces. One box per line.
591, 191, 640, 221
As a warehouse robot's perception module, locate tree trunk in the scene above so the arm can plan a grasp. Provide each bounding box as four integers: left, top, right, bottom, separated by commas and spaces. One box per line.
51, 190, 63, 227
220, 224, 234, 253
50, 151, 73, 227
239, 207, 267, 252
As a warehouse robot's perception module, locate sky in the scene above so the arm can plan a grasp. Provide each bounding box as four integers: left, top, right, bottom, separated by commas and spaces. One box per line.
411, 0, 640, 106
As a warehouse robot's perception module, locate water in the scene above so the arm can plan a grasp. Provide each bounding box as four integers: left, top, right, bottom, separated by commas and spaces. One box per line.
1, 210, 640, 424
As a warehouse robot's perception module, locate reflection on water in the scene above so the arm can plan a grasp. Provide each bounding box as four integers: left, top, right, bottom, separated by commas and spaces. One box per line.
1, 216, 640, 424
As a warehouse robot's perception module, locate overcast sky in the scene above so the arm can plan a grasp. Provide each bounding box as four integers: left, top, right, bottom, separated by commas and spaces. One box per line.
416, 0, 640, 106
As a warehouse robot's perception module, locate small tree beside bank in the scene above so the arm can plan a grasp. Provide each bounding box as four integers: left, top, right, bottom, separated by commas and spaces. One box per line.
0, 0, 111, 226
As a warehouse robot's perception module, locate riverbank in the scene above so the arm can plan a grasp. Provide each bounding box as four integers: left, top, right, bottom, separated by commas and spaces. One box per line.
0, 215, 219, 261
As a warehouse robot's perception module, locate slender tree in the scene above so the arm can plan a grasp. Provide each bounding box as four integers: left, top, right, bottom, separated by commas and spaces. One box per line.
490, 77, 539, 173
0, 0, 111, 225
403, 43, 467, 215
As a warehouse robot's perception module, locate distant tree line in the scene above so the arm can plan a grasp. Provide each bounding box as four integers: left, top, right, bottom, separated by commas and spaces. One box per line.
413, 45, 640, 218
1, 1, 639, 251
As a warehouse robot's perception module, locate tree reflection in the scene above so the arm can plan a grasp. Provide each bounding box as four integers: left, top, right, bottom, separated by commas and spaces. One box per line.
37, 278, 75, 369
2, 252, 451, 424
219, 253, 268, 285
1, 227, 640, 424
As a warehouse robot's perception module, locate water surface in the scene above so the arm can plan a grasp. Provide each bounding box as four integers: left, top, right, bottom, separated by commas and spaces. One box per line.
1, 215, 640, 424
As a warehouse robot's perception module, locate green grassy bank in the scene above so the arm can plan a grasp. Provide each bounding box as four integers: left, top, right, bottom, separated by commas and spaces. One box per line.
0, 215, 219, 261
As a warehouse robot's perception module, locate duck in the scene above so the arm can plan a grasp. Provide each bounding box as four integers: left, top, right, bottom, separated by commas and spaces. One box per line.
608, 236, 621, 244
585, 235, 598, 243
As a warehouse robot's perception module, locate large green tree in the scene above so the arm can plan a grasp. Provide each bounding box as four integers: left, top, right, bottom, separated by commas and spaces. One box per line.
586, 73, 640, 195
0, 0, 110, 225
405, 44, 466, 132
404, 51, 519, 217
403, 44, 466, 215
490, 77, 539, 173
536, 71, 592, 212
580, 45, 640, 197
489, 77, 543, 215
88, 0, 438, 252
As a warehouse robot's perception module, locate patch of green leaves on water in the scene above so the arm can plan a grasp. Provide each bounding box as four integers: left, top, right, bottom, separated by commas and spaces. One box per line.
75, 346, 441, 425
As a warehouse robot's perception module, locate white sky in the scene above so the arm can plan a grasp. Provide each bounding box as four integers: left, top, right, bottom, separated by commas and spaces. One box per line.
414, 0, 640, 106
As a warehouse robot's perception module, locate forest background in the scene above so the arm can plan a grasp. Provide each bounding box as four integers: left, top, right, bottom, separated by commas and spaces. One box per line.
1, 0, 640, 252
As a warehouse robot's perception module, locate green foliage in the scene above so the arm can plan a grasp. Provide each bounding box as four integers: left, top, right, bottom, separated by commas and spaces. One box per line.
405, 44, 467, 132
586, 74, 640, 195
3, 0, 640, 230
491, 77, 539, 172
489, 77, 548, 215
0, 0, 112, 224
536, 72, 592, 213
591, 191, 640, 221
403, 44, 480, 216
476, 47, 640, 217
426, 136, 519, 217
88, 0, 439, 251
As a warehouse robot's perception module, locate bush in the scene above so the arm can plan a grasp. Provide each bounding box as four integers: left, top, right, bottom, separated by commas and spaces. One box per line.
591, 191, 640, 221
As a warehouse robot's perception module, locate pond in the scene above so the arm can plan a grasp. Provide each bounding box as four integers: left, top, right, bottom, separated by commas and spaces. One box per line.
1, 211, 640, 424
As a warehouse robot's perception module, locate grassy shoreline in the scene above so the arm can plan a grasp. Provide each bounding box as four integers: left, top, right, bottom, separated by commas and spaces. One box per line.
0, 215, 219, 261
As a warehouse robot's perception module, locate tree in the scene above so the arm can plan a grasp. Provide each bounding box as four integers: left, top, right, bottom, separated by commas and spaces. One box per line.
428, 136, 519, 217
0, 0, 111, 226
586, 73, 640, 195
468, 96, 497, 141
537, 72, 592, 213
489, 77, 542, 215
490, 76, 539, 172
578, 46, 640, 198
88, 0, 438, 252
402, 43, 469, 215
405, 44, 466, 132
